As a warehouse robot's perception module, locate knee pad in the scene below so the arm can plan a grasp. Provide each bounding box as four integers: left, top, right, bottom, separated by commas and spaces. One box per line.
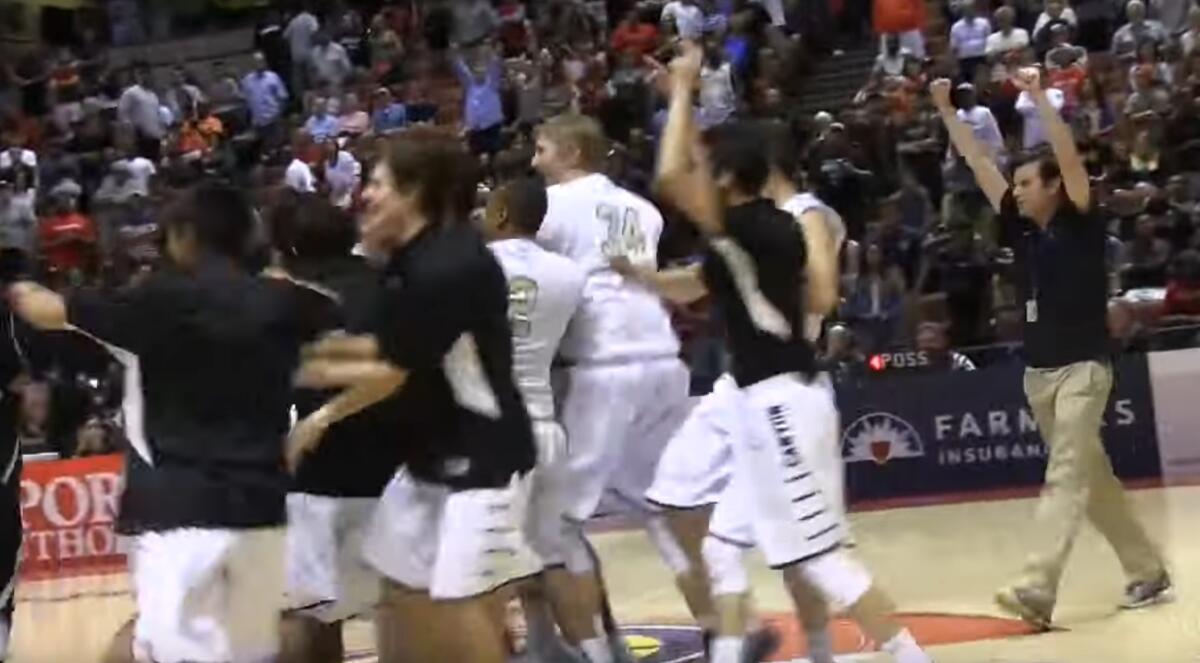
798, 550, 872, 611
561, 519, 594, 575
701, 536, 748, 596
645, 515, 691, 576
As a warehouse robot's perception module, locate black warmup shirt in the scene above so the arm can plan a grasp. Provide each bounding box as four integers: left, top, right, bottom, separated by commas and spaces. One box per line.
289, 256, 406, 498
375, 223, 535, 490
702, 199, 817, 387
1001, 190, 1110, 369
66, 259, 325, 533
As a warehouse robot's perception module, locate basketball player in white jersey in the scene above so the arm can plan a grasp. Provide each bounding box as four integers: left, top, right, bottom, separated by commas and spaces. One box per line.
531, 114, 695, 663
652, 45, 931, 663
480, 178, 590, 662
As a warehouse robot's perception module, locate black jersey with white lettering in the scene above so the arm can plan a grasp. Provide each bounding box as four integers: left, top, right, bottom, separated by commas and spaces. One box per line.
289, 256, 406, 498
66, 258, 326, 533
702, 199, 817, 387
375, 223, 535, 490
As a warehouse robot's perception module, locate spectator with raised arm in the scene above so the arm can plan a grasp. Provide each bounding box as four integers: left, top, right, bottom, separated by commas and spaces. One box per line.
932, 68, 1170, 630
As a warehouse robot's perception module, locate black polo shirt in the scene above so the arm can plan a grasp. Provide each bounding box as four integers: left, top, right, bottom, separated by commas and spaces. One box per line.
1001, 189, 1110, 368
66, 259, 325, 533
375, 223, 535, 490
289, 256, 406, 498
702, 199, 817, 387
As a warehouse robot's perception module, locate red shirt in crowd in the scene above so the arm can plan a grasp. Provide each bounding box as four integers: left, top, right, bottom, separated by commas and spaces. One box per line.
39, 211, 96, 274
1165, 279, 1200, 315
1048, 66, 1087, 112
611, 21, 660, 57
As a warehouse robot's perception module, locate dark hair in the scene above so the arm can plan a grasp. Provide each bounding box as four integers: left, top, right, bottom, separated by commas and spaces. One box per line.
759, 120, 802, 182
495, 177, 548, 236
268, 191, 356, 263
704, 122, 770, 195
382, 128, 479, 227
1010, 148, 1062, 184
161, 180, 258, 260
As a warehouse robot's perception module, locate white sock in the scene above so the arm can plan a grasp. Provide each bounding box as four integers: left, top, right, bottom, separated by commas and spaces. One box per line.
712, 635, 744, 663
881, 629, 931, 663
581, 636, 615, 663
807, 628, 836, 663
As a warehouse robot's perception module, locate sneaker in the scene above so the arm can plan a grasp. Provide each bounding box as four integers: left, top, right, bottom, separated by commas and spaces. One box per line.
740, 626, 780, 663
995, 585, 1054, 629
1120, 571, 1173, 609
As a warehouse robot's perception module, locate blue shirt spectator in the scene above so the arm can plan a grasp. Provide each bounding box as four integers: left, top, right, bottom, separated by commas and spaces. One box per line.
455, 54, 504, 132
241, 55, 289, 127
371, 89, 408, 134
304, 99, 341, 142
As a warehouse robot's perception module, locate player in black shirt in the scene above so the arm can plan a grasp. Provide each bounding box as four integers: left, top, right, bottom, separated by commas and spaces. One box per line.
264, 193, 404, 663
649, 44, 932, 663
935, 68, 1169, 628
8, 182, 329, 663
292, 129, 538, 663
0, 294, 30, 663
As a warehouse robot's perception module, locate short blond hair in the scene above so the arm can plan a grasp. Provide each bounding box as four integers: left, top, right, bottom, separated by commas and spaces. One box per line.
536, 114, 609, 172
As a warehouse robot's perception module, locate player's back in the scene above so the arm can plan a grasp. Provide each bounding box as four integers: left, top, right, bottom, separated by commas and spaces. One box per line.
490, 238, 584, 420
537, 173, 679, 363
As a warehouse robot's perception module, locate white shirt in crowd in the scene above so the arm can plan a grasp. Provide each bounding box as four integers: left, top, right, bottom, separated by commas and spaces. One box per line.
114, 157, 157, 198
986, 27, 1030, 56
284, 11, 320, 63
489, 238, 586, 421
1015, 87, 1066, 150
950, 17, 992, 59
310, 42, 352, 90
118, 84, 166, 139
285, 158, 317, 193
698, 62, 737, 128
876, 49, 913, 76
1034, 7, 1078, 36
323, 149, 361, 209
0, 148, 37, 172
956, 105, 1005, 159
537, 173, 680, 363
662, 1, 705, 40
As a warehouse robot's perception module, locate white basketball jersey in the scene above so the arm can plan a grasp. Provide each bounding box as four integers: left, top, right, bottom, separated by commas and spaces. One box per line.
490, 238, 586, 420
537, 174, 680, 363
780, 192, 846, 343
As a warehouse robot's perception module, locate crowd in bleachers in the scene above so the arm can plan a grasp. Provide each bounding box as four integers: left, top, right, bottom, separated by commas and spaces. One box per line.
5, 0, 1200, 456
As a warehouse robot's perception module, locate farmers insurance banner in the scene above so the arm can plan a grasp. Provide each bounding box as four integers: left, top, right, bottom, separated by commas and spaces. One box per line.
837, 354, 1162, 502
18, 454, 125, 579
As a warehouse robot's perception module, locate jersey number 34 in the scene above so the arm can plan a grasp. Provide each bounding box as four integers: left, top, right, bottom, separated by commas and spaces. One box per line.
597, 203, 647, 260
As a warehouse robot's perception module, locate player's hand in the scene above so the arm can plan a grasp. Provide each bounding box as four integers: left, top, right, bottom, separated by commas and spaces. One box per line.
1013, 67, 1042, 93
286, 410, 331, 474
609, 255, 640, 279
929, 78, 953, 112
669, 40, 703, 90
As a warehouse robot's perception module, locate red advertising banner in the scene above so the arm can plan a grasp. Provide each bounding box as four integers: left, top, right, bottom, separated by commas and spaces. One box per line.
18, 454, 126, 580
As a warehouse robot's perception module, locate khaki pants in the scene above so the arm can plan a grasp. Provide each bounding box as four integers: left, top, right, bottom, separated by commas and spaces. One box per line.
1018, 361, 1163, 596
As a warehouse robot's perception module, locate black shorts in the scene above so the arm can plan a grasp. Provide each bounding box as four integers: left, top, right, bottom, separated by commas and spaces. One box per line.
468, 124, 504, 156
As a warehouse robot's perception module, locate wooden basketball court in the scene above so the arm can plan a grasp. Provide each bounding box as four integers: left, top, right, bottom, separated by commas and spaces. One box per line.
12, 485, 1199, 662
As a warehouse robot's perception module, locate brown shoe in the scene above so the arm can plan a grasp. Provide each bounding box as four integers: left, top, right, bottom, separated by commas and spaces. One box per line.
995, 585, 1054, 630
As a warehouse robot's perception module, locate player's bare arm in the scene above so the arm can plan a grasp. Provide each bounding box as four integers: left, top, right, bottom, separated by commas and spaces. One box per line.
303, 331, 381, 361
654, 41, 723, 236
931, 78, 1009, 213
7, 281, 67, 330
1014, 67, 1090, 211
797, 210, 838, 315
610, 256, 707, 304
288, 357, 407, 471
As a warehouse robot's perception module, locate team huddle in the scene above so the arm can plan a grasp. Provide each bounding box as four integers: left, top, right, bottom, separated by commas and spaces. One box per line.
1, 45, 933, 663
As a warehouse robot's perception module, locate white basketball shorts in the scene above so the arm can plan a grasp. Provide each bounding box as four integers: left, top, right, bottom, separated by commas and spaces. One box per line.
709, 374, 848, 568
526, 419, 571, 567
555, 357, 691, 521
362, 470, 543, 600
645, 373, 737, 509
285, 494, 380, 623
130, 527, 285, 663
